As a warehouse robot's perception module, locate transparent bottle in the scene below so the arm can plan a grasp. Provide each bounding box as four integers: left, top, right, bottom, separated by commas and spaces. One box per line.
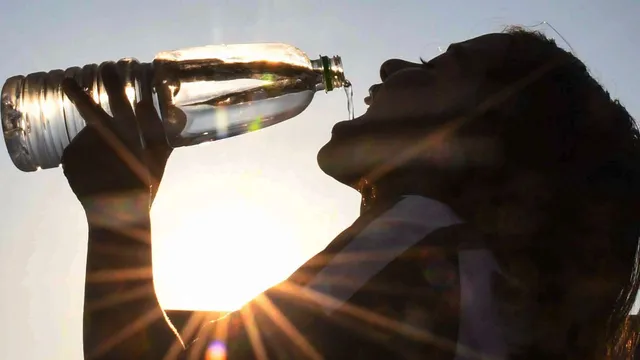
1, 43, 347, 172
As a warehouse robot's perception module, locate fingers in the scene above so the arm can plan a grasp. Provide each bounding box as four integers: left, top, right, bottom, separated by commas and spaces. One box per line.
100, 63, 140, 145
101, 63, 135, 119
135, 101, 172, 187
135, 100, 167, 150
62, 78, 110, 128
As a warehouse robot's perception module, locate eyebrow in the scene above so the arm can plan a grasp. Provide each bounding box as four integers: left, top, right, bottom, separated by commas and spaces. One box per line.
420, 43, 469, 66
447, 44, 463, 55
447, 44, 471, 64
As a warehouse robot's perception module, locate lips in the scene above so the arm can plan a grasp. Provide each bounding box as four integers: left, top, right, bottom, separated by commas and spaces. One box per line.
364, 83, 382, 105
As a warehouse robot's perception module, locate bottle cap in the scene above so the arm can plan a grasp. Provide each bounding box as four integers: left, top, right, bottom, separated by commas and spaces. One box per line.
320, 55, 347, 92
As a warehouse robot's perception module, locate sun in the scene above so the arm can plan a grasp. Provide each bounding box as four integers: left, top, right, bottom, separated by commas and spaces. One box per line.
148, 164, 355, 312
151, 195, 302, 312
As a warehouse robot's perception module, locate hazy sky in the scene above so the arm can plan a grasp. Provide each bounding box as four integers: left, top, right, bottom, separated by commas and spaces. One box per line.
0, 0, 638, 358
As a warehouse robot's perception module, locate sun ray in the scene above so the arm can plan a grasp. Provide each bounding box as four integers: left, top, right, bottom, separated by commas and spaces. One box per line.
239, 306, 268, 360
273, 281, 493, 359
254, 293, 323, 360
85, 283, 155, 312
297, 247, 444, 270
211, 313, 230, 348
105, 227, 151, 244
90, 120, 156, 189
87, 306, 164, 359
187, 313, 230, 360
86, 214, 152, 244
365, 55, 567, 184
290, 247, 448, 297
89, 240, 151, 258
163, 312, 208, 360
86, 266, 153, 283
204, 314, 231, 360
298, 249, 412, 267
186, 321, 211, 360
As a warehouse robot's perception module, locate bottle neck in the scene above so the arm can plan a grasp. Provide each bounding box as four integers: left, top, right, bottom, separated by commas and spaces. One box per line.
311, 55, 347, 92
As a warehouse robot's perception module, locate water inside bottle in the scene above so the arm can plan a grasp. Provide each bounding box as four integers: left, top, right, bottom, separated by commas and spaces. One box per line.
153, 59, 321, 147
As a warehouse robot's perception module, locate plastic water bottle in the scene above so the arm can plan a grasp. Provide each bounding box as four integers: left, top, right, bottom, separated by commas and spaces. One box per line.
1, 43, 348, 172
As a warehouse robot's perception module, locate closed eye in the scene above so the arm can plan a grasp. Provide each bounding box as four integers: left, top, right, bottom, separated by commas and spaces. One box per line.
419, 44, 463, 68
420, 57, 433, 69
447, 44, 473, 67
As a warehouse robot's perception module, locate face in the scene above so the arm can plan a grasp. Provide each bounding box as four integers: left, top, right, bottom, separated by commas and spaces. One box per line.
317, 33, 513, 186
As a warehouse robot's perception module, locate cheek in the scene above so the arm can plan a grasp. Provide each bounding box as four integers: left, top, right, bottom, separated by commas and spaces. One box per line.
368, 70, 484, 119
368, 85, 477, 120
421, 80, 480, 115
366, 86, 432, 118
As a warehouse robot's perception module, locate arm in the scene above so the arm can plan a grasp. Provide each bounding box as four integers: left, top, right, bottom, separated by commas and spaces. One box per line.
61, 63, 179, 359
83, 207, 180, 359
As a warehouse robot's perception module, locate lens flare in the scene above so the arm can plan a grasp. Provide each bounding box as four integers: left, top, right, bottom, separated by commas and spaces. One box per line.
206, 340, 227, 360
248, 116, 262, 132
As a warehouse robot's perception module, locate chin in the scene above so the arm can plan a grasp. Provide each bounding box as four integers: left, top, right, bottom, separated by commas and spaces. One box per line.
317, 131, 397, 187
317, 138, 369, 187
316, 108, 463, 187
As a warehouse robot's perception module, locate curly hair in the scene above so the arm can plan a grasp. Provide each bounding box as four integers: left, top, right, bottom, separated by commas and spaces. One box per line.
450, 27, 640, 359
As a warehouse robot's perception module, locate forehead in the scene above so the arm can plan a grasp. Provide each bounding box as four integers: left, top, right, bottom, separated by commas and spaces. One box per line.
448, 33, 512, 67
453, 33, 511, 50
450, 33, 512, 58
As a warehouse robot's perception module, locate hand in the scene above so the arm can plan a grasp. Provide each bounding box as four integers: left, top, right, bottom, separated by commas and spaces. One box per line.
61, 63, 172, 211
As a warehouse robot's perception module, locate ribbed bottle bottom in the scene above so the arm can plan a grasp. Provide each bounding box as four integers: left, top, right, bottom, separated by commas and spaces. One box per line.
1, 59, 148, 171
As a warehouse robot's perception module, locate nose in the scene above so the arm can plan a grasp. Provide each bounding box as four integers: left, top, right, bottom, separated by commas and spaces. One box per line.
379, 59, 421, 81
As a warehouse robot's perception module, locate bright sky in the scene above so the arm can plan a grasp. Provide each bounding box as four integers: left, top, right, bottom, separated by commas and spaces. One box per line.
0, 0, 638, 359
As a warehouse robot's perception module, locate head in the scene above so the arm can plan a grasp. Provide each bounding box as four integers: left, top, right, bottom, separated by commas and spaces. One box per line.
318, 28, 640, 358
318, 32, 515, 194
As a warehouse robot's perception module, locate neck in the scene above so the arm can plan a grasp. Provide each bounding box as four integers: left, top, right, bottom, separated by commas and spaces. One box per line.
357, 170, 454, 213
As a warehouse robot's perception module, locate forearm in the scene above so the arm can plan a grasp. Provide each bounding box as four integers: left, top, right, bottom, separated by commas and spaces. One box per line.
82, 200, 179, 359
